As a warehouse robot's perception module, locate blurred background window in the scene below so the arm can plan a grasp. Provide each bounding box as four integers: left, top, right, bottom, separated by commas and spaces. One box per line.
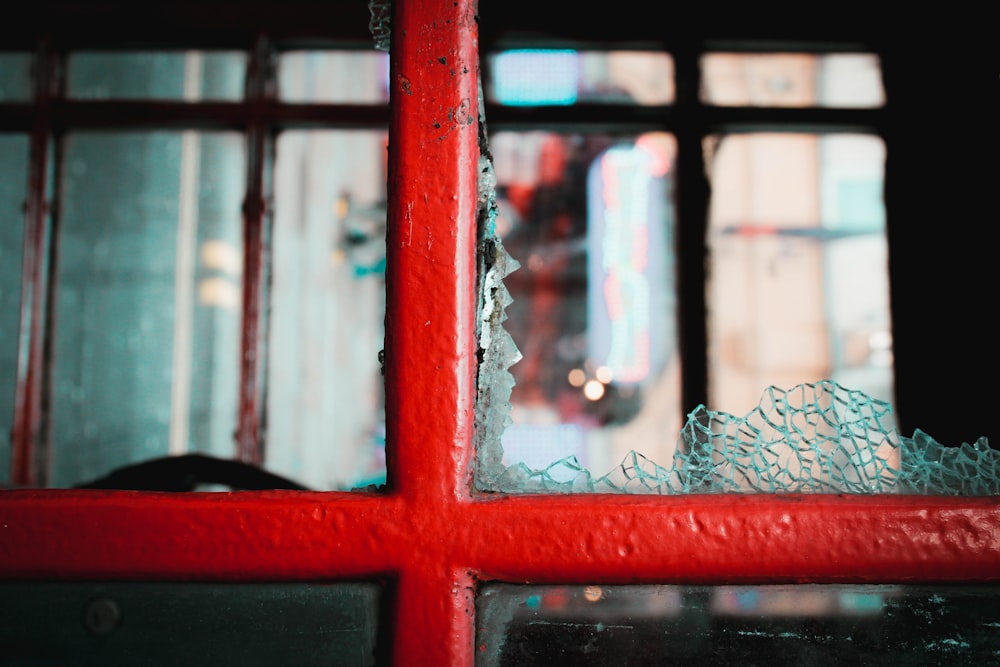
483, 49, 892, 487
2, 49, 388, 490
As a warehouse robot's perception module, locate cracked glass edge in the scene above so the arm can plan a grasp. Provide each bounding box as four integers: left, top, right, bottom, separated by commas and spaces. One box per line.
474, 74, 523, 491
368, 0, 391, 52
495, 380, 998, 495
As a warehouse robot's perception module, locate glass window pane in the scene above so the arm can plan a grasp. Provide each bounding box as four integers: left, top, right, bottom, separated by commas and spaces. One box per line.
0, 134, 29, 485
489, 131, 681, 485
478, 584, 1000, 665
268, 130, 388, 491
278, 51, 390, 103
0, 53, 33, 101
487, 50, 674, 105
706, 133, 893, 418
701, 53, 885, 108
67, 52, 246, 100
0, 581, 383, 666
51, 131, 245, 487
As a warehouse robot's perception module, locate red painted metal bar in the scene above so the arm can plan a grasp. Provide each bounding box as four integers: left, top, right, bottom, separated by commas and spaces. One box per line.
384, 0, 482, 663
10, 42, 55, 488
383, 0, 480, 503
464, 494, 1000, 584
0, 490, 401, 580
235, 36, 273, 465
0, 492, 997, 583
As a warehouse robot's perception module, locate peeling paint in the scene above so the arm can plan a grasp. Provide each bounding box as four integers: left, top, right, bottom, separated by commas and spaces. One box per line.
402, 201, 413, 247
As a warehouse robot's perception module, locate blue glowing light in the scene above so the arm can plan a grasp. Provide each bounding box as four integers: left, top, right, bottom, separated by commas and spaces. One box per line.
492, 50, 579, 106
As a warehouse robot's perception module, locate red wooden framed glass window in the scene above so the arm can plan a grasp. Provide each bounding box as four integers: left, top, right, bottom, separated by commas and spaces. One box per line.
1, 2, 998, 665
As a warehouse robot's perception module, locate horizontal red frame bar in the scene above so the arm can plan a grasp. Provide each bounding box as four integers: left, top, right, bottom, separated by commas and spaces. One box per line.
1, 491, 997, 584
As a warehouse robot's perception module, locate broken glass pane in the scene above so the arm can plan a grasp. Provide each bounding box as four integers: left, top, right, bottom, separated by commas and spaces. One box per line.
706, 133, 894, 423
483, 380, 998, 495
480, 130, 683, 487
368, 0, 392, 53
473, 54, 993, 496
475, 78, 524, 488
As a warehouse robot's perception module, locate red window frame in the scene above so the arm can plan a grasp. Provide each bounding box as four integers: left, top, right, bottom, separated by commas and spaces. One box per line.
1, 2, 998, 665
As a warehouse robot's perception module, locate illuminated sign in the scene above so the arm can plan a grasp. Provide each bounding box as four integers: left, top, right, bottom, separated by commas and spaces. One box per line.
492, 50, 579, 106
587, 135, 673, 385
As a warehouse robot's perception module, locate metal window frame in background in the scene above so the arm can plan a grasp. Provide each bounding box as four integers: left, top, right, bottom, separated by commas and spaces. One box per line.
0, 2, 997, 666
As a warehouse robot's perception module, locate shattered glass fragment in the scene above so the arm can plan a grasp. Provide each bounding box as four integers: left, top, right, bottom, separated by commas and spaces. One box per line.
487, 380, 998, 495
474, 74, 523, 490
368, 0, 392, 53
898, 429, 1000, 495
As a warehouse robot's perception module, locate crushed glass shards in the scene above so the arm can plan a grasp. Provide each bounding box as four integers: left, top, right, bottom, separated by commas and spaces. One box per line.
486, 380, 999, 495
474, 84, 524, 488
368, 0, 391, 52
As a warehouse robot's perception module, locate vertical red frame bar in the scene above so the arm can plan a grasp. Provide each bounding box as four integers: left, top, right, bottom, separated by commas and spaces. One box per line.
11, 42, 55, 487
384, 0, 481, 663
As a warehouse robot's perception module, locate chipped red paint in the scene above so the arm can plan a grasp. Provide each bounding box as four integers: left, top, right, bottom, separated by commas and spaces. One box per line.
1, 4, 999, 667
2, 491, 998, 585
384, 0, 482, 662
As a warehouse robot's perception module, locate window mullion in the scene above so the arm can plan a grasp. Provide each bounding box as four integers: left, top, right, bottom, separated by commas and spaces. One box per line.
235, 35, 275, 465
672, 43, 711, 414
11, 40, 58, 488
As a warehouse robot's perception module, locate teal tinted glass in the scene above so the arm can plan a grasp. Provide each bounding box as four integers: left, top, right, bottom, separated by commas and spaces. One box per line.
0, 134, 29, 485
479, 584, 1000, 665
486, 50, 674, 106
0, 582, 384, 666
67, 51, 246, 100
51, 131, 245, 487
0, 53, 33, 101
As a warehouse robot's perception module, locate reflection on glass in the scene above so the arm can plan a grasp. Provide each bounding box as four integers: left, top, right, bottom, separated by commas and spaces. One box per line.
0, 581, 383, 666
701, 53, 885, 108
269, 130, 388, 491
51, 131, 245, 487
0, 53, 33, 101
487, 51, 674, 105
706, 133, 893, 419
0, 135, 29, 485
67, 52, 246, 100
278, 51, 391, 103
478, 584, 1000, 666
493, 131, 681, 479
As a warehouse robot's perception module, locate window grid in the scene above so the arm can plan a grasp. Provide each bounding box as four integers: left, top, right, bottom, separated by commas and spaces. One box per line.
2, 41, 391, 487
0, 4, 997, 667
